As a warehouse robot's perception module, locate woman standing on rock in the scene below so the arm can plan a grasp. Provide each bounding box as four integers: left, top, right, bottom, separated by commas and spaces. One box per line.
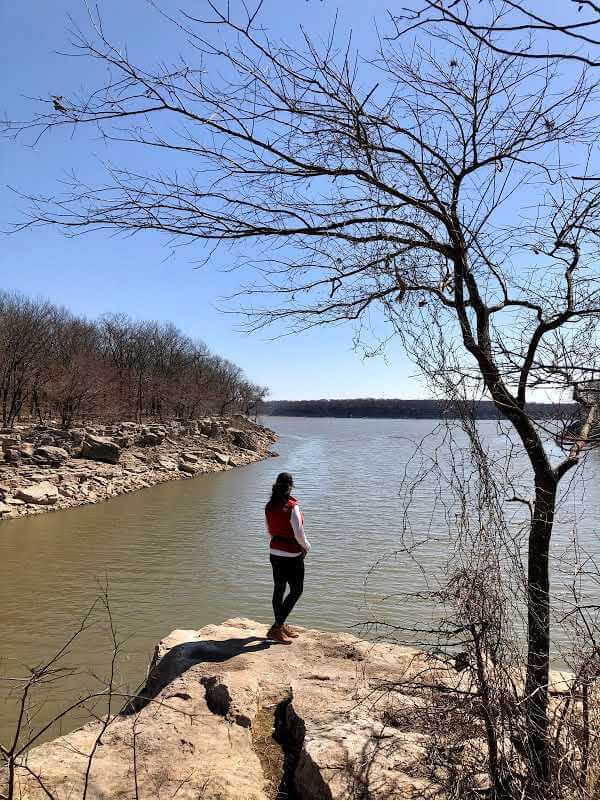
265, 472, 311, 644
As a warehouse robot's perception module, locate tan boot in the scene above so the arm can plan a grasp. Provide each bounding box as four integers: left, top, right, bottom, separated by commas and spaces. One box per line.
282, 624, 299, 638
266, 625, 292, 644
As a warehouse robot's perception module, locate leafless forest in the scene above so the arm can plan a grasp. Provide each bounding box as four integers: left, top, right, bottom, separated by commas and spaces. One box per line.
0, 292, 266, 430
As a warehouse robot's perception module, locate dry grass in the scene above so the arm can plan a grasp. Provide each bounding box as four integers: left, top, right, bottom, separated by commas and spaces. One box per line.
251, 700, 287, 798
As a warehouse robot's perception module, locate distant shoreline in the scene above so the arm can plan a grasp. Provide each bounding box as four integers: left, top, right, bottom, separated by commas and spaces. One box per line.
262, 398, 578, 420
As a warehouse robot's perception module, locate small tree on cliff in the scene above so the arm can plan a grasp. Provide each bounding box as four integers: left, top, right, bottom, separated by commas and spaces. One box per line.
5, 3, 600, 793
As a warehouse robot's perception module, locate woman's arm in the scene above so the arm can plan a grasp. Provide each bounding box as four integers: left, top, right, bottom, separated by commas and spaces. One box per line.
290, 505, 311, 554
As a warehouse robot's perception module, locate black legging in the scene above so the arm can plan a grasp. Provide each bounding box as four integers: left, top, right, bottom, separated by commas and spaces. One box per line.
270, 554, 305, 626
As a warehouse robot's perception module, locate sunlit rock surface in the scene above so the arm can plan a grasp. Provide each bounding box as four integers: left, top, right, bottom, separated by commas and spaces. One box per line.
10, 618, 459, 799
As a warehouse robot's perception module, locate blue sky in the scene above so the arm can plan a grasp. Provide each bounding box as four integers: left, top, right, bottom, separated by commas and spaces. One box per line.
1, 0, 423, 400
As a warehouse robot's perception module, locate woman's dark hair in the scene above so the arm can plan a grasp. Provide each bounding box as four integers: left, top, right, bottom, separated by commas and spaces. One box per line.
266, 472, 294, 509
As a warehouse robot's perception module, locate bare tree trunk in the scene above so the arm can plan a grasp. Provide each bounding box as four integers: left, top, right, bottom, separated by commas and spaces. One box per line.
470, 623, 502, 792
137, 373, 143, 424
524, 475, 557, 794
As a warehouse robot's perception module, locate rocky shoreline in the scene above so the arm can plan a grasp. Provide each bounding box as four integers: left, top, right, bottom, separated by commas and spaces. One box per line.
0, 417, 277, 520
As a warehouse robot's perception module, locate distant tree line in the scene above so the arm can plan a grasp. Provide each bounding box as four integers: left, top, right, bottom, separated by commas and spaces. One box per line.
262, 398, 577, 420
0, 292, 267, 429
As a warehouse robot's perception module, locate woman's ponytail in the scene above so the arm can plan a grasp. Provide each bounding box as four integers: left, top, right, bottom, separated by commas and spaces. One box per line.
266, 472, 294, 509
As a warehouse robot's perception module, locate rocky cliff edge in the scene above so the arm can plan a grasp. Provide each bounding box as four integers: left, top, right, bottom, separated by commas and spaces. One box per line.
10, 619, 445, 799
9, 618, 573, 800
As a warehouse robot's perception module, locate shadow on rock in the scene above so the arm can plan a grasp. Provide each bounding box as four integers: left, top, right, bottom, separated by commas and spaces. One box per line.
122, 635, 273, 715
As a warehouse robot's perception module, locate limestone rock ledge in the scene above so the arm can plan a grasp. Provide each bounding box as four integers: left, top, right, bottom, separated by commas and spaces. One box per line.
0, 416, 277, 521
11, 619, 453, 800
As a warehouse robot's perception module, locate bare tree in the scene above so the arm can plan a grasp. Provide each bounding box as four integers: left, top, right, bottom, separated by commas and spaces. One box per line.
394, 1, 600, 68
4, 3, 600, 793
0, 295, 55, 429
362, 381, 600, 796
0, 589, 120, 800
48, 313, 107, 428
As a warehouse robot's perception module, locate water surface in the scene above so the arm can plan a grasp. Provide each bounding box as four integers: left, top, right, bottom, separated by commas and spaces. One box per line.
1, 416, 599, 745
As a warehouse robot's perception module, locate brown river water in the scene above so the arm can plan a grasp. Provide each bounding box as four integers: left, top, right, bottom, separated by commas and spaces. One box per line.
1, 416, 599, 746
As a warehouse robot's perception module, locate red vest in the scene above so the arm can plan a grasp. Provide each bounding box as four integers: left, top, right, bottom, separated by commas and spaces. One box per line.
266, 496, 304, 554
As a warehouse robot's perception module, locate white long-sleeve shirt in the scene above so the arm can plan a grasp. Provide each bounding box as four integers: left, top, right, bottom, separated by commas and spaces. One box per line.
266, 503, 311, 557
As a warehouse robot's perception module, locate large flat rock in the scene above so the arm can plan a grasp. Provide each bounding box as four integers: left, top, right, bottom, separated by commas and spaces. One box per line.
11, 619, 467, 799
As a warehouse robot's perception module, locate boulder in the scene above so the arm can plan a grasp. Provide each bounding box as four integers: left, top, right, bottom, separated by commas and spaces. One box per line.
201, 419, 221, 438
213, 452, 230, 466
114, 435, 134, 448
178, 460, 197, 474
68, 429, 85, 448
3, 448, 21, 465
27, 472, 50, 482
34, 446, 70, 465
81, 434, 121, 464
37, 428, 71, 447
136, 427, 165, 447
157, 458, 178, 470
118, 422, 139, 431
58, 484, 79, 497
15, 481, 59, 505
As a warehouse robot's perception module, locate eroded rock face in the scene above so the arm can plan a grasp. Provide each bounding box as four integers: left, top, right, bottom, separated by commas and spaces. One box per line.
10, 619, 453, 800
